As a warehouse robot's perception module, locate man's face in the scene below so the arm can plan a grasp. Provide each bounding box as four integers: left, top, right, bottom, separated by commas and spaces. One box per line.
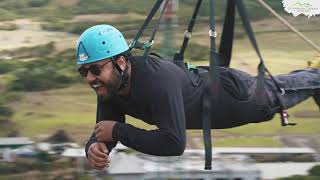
78, 59, 121, 99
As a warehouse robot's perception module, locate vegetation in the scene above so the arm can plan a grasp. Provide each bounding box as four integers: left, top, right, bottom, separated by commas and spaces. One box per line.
0, 0, 285, 25
0, 23, 18, 31
276, 165, 320, 180
0, 42, 55, 60
4, 45, 80, 92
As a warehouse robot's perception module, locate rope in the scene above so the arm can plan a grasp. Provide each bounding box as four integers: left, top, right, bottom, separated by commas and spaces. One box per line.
257, 0, 320, 53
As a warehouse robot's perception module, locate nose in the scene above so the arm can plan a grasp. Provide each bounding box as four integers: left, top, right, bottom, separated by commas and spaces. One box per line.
85, 71, 96, 82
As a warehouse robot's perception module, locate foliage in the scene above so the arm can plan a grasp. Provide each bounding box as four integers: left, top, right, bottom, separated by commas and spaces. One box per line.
27, 0, 51, 7
46, 129, 74, 143
0, 0, 286, 23
309, 165, 320, 176
0, 23, 18, 31
8, 60, 76, 91
277, 175, 320, 180
4, 45, 80, 92
0, 156, 68, 175
0, 61, 16, 74
0, 106, 13, 120
0, 9, 18, 21
276, 165, 320, 180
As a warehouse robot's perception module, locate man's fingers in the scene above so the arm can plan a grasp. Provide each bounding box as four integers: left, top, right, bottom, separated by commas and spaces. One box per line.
93, 162, 108, 169
95, 133, 104, 142
89, 151, 107, 163
94, 123, 100, 130
90, 145, 107, 159
88, 156, 110, 170
90, 161, 107, 170
97, 143, 109, 154
94, 127, 102, 135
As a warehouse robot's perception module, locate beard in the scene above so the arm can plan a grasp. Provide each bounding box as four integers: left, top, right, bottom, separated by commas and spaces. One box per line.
92, 68, 121, 100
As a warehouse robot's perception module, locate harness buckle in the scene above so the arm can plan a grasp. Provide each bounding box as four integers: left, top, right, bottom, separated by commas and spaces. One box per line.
209, 29, 217, 38
129, 40, 154, 50
280, 88, 286, 95
280, 110, 297, 126
184, 30, 192, 39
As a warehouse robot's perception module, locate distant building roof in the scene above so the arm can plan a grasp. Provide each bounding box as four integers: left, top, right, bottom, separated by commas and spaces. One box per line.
0, 137, 33, 148
61, 148, 86, 157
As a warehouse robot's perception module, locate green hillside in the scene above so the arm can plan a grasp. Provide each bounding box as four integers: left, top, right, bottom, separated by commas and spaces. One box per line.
0, 0, 284, 21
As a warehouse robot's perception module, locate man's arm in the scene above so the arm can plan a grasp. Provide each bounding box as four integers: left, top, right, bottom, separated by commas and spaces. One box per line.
112, 79, 186, 156
85, 97, 124, 157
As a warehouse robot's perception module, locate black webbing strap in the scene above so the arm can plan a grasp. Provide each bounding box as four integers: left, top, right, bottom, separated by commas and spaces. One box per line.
236, 0, 295, 126
204, 0, 270, 170
202, 0, 219, 170
218, 0, 236, 67
174, 0, 202, 61
235, 0, 267, 98
144, 0, 170, 57
129, 0, 164, 50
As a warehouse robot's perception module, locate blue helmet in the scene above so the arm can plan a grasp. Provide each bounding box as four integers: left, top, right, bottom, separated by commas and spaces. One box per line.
76, 24, 129, 65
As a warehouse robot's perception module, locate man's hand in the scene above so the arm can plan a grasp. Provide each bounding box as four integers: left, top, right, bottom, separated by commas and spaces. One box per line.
87, 142, 110, 170
94, 121, 117, 142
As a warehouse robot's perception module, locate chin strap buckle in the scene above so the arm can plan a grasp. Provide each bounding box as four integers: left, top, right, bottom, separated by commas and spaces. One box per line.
280, 110, 297, 126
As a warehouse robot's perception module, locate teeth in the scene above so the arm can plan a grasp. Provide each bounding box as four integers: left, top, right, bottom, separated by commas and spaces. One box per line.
93, 84, 102, 88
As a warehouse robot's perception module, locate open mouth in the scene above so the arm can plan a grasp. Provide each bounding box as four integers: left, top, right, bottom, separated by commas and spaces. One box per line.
92, 83, 103, 88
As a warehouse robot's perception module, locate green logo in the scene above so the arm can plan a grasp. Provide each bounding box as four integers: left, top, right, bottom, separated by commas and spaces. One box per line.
293, 2, 312, 8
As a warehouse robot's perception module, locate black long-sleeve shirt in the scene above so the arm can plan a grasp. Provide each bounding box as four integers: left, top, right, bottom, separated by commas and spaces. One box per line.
85, 55, 204, 156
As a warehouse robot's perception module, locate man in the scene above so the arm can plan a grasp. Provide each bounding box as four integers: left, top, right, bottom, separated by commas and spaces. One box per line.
76, 24, 320, 170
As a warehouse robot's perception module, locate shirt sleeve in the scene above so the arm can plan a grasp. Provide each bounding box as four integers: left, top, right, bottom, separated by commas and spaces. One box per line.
112, 75, 186, 156
85, 96, 125, 157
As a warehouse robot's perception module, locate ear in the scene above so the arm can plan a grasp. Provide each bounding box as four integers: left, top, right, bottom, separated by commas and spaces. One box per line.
116, 56, 127, 71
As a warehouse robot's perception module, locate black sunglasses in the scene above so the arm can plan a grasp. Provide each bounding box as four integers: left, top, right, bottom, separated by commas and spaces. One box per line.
77, 60, 112, 77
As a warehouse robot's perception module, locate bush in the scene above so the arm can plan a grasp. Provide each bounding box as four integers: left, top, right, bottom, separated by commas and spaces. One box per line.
0, 61, 16, 74
309, 165, 320, 176
28, 0, 50, 7
277, 175, 320, 180
0, 23, 18, 31
7, 48, 80, 92
0, 106, 13, 120
0, 92, 21, 104
0, 9, 18, 21
9, 67, 74, 91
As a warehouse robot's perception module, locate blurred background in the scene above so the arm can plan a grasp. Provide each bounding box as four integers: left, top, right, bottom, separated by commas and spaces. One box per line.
0, 0, 319, 179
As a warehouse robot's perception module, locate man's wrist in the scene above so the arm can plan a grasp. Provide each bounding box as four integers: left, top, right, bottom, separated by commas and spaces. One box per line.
111, 122, 121, 141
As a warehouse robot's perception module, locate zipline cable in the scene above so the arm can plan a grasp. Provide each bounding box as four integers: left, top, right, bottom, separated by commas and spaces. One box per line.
257, 0, 320, 53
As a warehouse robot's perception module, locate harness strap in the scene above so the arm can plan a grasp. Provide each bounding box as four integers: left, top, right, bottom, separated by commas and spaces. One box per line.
144, 0, 170, 57
204, 0, 270, 170
174, 0, 202, 61
236, 0, 298, 126
202, 0, 219, 170
129, 0, 164, 50
219, 0, 236, 67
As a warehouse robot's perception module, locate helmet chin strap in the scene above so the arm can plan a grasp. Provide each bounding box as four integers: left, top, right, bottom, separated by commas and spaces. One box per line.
111, 58, 129, 91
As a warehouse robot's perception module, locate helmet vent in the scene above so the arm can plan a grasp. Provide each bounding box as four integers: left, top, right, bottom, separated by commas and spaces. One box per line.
102, 41, 106, 44
107, 51, 110, 53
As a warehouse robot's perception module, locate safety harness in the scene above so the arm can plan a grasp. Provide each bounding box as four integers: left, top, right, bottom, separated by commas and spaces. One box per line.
128, 0, 318, 170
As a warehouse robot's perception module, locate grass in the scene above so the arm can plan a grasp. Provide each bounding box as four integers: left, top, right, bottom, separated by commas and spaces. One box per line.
211, 137, 281, 147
